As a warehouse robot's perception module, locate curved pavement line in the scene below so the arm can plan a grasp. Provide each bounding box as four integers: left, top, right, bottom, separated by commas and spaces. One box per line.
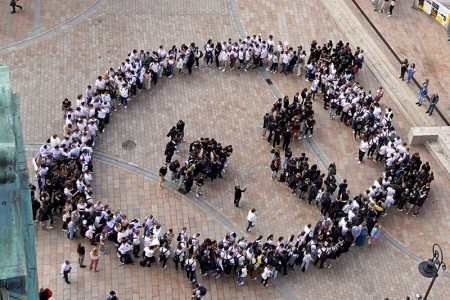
90, 151, 299, 300
228, 0, 450, 280
0, 0, 109, 54
28, 145, 450, 280
21, 0, 450, 282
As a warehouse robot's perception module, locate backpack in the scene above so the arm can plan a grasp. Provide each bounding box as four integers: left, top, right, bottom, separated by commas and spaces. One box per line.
176, 233, 182, 242
218, 240, 224, 249
198, 286, 207, 296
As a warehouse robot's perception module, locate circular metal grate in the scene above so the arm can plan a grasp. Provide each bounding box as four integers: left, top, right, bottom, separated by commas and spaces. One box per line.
122, 140, 136, 150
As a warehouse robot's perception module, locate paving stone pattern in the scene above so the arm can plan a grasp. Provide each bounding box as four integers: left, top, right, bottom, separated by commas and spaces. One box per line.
1, 0, 450, 299
0, 0, 98, 48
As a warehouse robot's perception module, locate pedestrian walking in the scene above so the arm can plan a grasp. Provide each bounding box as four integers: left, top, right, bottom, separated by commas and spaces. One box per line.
246, 208, 258, 232
406, 63, 416, 83
234, 184, 247, 207
159, 242, 171, 270
387, 0, 396, 16
60, 260, 72, 284
399, 59, 408, 81
77, 243, 87, 268
89, 248, 101, 272
379, 0, 389, 12
159, 165, 167, 190
426, 92, 439, 116
10, 0, 23, 13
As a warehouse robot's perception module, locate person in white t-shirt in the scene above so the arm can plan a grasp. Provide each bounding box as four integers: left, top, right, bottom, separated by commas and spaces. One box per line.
357, 138, 369, 164
246, 208, 258, 232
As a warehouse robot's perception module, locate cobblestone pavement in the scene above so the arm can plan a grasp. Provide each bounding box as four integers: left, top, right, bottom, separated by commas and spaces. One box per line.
0, 0, 99, 49
1, 0, 450, 299
348, 0, 450, 123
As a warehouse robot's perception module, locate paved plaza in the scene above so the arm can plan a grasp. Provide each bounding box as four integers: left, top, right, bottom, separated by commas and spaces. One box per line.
1, 0, 450, 299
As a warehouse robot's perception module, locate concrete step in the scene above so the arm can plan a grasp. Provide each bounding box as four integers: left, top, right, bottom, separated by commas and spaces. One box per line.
437, 134, 450, 153
320, 0, 439, 128
408, 126, 450, 146
425, 141, 450, 180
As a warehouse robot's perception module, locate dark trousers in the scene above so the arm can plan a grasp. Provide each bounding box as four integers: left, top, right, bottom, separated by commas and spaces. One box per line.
120, 96, 128, 106
186, 270, 196, 281
133, 245, 140, 257
11, 4, 22, 12
63, 271, 70, 283
234, 198, 241, 207
282, 139, 290, 151
358, 149, 366, 162
304, 127, 313, 136
321, 205, 329, 216
400, 66, 407, 80
261, 277, 269, 287
160, 256, 168, 268
375, 153, 385, 162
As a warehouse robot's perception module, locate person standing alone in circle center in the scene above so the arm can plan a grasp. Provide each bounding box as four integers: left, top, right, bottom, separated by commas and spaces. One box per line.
234, 184, 247, 208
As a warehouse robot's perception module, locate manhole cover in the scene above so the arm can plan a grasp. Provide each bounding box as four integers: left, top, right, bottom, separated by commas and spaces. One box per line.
122, 140, 136, 150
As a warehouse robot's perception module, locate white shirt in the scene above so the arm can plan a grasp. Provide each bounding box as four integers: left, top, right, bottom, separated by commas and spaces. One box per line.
118, 242, 133, 254
247, 210, 257, 222
60, 262, 72, 274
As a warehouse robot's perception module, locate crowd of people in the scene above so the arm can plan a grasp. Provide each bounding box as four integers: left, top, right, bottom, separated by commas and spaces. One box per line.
31, 33, 435, 299
162, 122, 234, 197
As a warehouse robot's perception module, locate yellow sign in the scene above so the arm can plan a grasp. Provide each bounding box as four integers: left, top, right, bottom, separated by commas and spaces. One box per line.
418, 0, 450, 27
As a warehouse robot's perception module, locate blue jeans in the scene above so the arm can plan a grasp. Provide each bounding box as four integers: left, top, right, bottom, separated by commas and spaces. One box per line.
407, 70, 414, 82
167, 64, 174, 76
281, 157, 289, 169
246, 221, 254, 232
237, 275, 245, 284
418, 95, 426, 105
68, 226, 75, 240
426, 105, 436, 115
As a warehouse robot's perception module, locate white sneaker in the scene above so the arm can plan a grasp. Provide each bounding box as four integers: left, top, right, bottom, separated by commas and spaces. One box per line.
222, 69, 226, 72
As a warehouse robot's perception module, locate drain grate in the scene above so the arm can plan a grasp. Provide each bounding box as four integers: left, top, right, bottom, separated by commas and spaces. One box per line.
122, 140, 136, 150
265, 78, 273, 85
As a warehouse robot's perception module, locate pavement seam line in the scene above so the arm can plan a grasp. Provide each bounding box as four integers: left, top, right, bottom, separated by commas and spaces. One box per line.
32, 0, 42, 31
0, 0, 108, 54
91, 152, 245, 236
229, 0, 449, 282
